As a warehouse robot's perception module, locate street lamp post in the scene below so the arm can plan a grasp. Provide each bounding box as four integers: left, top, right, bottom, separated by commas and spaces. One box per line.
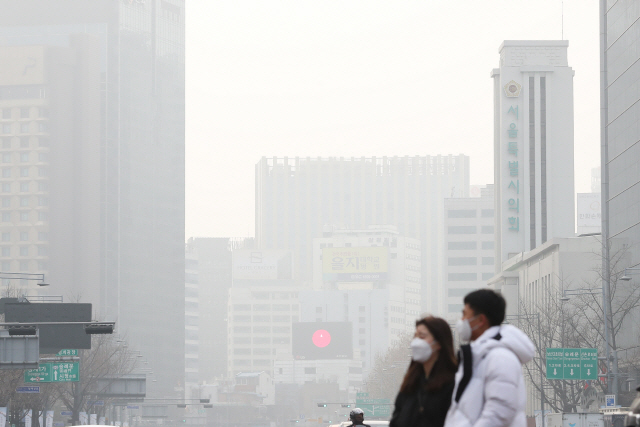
0, 272, 48, 286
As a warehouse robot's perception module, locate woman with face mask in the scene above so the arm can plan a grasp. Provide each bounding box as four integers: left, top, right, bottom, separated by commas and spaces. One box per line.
389, 316, 457, 427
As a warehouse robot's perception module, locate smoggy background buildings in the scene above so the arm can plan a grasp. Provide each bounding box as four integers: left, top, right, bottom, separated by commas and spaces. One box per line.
0, 0, 185, 397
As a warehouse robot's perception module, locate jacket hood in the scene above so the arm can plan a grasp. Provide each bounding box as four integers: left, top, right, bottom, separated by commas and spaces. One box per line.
471, 324, 535, 365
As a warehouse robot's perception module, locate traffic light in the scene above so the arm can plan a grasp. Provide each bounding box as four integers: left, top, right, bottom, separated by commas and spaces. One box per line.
317, 404, 327, 407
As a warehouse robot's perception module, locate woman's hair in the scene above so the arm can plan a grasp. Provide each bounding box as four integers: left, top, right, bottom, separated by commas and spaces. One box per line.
399, 316, 458, 393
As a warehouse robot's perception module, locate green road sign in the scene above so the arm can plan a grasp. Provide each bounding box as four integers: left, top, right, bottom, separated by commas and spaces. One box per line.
546, 348, 597, 380
24, 363, 79, 383
56, 349, 78, 356
546, 348, 564, 379
355, 398, 392, 418
356, 392, 369, 398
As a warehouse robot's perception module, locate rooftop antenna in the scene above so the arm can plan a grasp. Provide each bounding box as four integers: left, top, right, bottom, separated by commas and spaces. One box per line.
562, 0, 564, 40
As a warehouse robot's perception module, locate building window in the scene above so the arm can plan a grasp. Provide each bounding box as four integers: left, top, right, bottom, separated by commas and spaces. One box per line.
448, 226, 476, 234
359, 339, 366, 345
359, 306, 365, 312
2, 153, 11, 163
482, 272, 494, 280
20, 167, 29, 177
359, 317, 366, 323
448, 241, 476, 250
1, 232, 9, 242
38, 108, 48, 118
20, 211, 29, 221
234, 337, 251, 345
1, 212, 10, 221
37, 246, 47, 256
38, 153, 47, 162
359, 328, 365, 334
448, 257, 477, 266
481, 241, 494, 250
19, 246, 28, 256
448, 273, 477, 281
273, 326, 290, 334
37, 182, 47, 192
253, 326, 270, 334
272, 315, 290, 322
2, 109, 10, 119
20, 231, 28, 241
447, 288, 476, 297
1, 124, 11, 134
1, 198, 9, 208
233, 315, 251, 323
2, 183, 10, 193
1, 168, 10, 178
447, 209, 476, 218
1, 247, 9, 257
1, 138, 10, 149
19, 197, 29, 207
19, 260, 29, 271
20, 123, 29, 133
448, 304, 465, 313
253, 304, 270, 311
38, 167, 47, 177
20, 137, 29, 148
481, 209, 495, 218
481, 226, 494, 234
20, 182, 29, 192
37, 211, 48, 221
2, 261, 11, 270
38, 138, 48, 147
253, 315, 270, 322
20, 152, 29, 162
38, 122, 48, 132
481, 257, 495, 265
20, 108, 29, 119
37, 197, 48, 206
37, 261, 47, 270
304, 367, 316, 374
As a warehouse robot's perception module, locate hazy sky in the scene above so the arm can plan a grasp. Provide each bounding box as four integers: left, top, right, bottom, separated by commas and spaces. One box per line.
186, 0, 599, 238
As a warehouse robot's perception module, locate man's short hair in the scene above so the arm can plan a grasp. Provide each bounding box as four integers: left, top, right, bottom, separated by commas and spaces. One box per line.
463, 289, 506, 326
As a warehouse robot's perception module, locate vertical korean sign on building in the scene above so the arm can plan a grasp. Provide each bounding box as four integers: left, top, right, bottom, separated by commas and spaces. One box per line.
504, 80, 522, 235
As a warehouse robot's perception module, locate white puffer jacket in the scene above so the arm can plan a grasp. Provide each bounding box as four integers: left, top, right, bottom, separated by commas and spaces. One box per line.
443, 324, 535, 427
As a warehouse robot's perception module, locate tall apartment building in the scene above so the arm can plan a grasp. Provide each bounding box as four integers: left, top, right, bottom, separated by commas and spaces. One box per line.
443, 185, 495, 322
185, 237, 246, 382
492, 41, 575, 270
255, 156, 469, 314
185, 246, 199, 398
0, 0, 185, 396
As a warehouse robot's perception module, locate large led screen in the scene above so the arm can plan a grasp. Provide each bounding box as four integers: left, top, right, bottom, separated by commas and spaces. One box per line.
292, 322, 353, 360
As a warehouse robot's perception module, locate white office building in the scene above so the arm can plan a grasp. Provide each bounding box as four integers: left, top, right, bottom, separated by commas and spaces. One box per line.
492, 41, 575, 269
442, 185, 495, 322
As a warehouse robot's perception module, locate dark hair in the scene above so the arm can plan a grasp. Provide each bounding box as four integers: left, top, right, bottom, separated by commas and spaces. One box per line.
399, 316, 457, 394
463, 289, 506, 326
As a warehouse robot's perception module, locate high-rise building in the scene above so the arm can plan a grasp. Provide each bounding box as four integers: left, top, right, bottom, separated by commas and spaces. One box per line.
255, 155, 469, 314
491, 41, 575, 269
0, 1, 185, 396
185, 246, 199, 398
442, 185, 495, 322
602, 3, 640, 270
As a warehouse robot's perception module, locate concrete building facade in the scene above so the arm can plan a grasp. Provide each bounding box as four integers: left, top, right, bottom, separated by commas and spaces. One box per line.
442, 185, 495, 322
492, 41, 575, 269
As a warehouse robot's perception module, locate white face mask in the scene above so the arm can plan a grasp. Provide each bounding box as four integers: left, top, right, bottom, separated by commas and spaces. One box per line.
410, 337, 436, 363
456, 316, 479, 342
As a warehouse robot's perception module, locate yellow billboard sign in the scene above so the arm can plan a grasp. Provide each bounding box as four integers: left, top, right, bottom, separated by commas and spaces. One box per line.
322, 247, 388, 282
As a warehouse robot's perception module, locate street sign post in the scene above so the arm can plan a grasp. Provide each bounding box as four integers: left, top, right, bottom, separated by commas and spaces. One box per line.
355, 398, 392, 418
24, 362, 79, 383
545, 348, 597, 380
605, 394, 615, 407
56, 349, 78, 356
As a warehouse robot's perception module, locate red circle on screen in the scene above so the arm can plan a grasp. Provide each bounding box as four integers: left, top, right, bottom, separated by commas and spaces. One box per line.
312, 329, 331, 348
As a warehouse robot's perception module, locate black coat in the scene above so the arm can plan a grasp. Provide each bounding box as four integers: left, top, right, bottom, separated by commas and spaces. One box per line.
389, 377, 454, 427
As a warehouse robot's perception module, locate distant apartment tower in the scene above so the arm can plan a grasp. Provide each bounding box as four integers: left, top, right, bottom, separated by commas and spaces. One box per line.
443, 185, 495, 321
492, 41, 575, 269
185, 245, 199, 397
0, 0, 185, 397
255, 156, 469, 314
302, 225, 421, 372
186, 237, 242, 382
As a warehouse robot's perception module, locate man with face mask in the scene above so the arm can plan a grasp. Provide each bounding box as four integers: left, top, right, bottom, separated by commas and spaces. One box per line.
443, 289, 535, 427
